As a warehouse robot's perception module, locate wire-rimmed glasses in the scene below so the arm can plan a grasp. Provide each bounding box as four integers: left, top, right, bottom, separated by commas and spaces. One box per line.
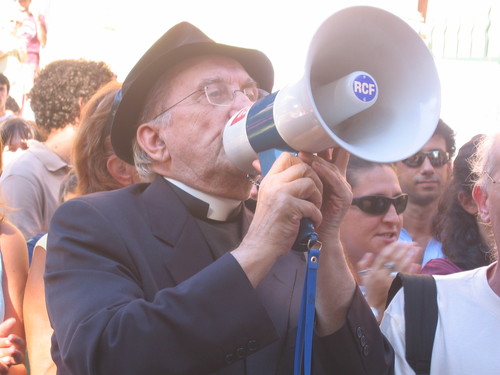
150, 82, 263, 122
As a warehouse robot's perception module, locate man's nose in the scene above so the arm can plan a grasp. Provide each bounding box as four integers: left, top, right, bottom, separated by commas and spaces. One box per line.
420, 156, 435, 173
229, 91, 253, 116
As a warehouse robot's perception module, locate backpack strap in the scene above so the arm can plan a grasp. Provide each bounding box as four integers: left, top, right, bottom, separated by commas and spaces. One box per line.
386, 273, 438, 375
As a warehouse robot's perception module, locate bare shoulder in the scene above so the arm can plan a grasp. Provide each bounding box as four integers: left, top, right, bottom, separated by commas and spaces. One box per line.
0, 219, 25, 239
0, 220, 28, 258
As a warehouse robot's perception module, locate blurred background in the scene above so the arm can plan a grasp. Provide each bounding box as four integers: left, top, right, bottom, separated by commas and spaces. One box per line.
5, 0, 500, 150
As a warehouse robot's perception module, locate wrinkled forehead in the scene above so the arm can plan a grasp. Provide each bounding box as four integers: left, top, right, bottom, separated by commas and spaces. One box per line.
140, 54, 254, 122
162, 54, 254, 87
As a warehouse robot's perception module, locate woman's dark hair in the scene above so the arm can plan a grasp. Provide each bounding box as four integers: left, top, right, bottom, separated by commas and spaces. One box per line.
0, 117, 41, 147
5, 96, 20, 114
0, 74, 10, 93
346, 154, 394, 189
433, 134, 493, 269
434, 119, 456, 158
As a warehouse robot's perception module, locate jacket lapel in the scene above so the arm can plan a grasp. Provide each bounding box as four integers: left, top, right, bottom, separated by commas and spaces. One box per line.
143, 179, 305, 373
143, 176, 215, 284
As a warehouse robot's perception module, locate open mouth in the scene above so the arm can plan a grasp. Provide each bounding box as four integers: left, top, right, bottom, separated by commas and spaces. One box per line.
377, 232, 397, 240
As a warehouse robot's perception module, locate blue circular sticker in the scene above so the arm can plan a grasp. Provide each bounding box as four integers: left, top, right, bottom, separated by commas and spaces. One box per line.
352, 74, 377, 102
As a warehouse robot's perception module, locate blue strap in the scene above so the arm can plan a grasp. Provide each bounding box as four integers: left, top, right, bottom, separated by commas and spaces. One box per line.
256, 148, 321, 373
294, 245, 321, 375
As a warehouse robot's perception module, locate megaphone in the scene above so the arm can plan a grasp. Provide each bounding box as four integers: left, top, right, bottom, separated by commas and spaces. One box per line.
223, 6, 441, 176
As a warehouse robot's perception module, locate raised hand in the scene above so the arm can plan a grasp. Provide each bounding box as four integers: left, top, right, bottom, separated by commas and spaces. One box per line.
357, 241, 422, 321
0, 318, 25, 373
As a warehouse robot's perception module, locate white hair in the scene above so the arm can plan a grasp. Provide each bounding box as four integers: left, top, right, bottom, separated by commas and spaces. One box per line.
470, 132, 500, 190
132, 71, 174, 181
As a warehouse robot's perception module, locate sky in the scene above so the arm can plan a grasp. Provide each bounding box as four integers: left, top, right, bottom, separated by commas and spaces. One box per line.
38, 0, 415, 84
26, 0, 500, 151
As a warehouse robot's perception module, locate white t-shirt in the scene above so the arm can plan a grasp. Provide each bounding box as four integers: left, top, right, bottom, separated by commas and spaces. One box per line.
381, 263, 500, 375
35, 232, 47, 251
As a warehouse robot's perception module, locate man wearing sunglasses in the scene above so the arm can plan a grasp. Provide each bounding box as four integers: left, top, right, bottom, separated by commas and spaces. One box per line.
396, 119, 456, 265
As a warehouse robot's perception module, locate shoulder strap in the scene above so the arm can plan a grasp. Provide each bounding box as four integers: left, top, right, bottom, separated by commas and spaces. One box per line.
386, 273, 438, 375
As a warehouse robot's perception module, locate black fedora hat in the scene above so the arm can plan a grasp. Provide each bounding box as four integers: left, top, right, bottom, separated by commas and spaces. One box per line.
110, 22, 274, 164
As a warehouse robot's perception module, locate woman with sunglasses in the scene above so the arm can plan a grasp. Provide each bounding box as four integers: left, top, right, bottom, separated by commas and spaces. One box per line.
340, 155, 422, 322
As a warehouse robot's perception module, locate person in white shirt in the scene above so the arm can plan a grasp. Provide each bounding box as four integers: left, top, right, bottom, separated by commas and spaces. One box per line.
381, 132, 500, 375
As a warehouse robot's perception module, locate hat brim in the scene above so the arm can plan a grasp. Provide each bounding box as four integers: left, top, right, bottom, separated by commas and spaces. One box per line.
111, 39, 274, 165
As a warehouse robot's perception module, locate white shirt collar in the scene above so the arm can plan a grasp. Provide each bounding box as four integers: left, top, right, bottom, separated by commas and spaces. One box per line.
165, 178, 241, 221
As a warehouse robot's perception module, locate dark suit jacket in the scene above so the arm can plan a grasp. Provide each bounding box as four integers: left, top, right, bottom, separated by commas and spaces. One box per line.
45, 176, 394, 375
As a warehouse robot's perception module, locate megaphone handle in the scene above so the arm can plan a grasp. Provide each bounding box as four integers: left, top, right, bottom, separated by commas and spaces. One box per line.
293, 219, 319, 252
258, 149, 319, 252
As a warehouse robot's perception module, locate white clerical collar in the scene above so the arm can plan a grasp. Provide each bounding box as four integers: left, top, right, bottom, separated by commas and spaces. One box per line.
165, 178, 242, 221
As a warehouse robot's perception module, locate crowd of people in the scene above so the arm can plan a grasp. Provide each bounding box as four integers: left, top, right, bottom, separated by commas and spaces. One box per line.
0, 5, 497, 375
0, 0, 46, 119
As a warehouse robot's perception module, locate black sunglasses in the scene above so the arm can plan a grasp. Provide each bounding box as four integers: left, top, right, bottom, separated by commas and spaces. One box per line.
351, 194, 408, 215
401, 149, 450, 168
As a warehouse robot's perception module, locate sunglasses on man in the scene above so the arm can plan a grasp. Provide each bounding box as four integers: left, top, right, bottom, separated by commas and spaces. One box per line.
401, 149, 450, 168
351, 194, 408, 215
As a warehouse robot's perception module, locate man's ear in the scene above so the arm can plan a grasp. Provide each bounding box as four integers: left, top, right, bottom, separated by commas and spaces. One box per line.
458, 191, 479, 215
473, 185, 490, 223
107, 155, 138, 187
136, 123, 169, 162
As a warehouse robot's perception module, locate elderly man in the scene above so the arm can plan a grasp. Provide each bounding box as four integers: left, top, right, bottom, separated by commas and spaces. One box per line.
381, 132, 500, 374
45, 23, 394, 374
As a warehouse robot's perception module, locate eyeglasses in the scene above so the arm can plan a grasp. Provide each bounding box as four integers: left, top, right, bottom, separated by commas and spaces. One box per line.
150, 82, 262, 122
401, 149, 450, 168
351, 194, 408, 215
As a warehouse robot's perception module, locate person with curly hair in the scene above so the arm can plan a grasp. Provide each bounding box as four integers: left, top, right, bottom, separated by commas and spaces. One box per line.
0, 59, 115, 240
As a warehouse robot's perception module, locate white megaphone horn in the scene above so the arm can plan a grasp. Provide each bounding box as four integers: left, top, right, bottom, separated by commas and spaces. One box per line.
223, 6, 441, 176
